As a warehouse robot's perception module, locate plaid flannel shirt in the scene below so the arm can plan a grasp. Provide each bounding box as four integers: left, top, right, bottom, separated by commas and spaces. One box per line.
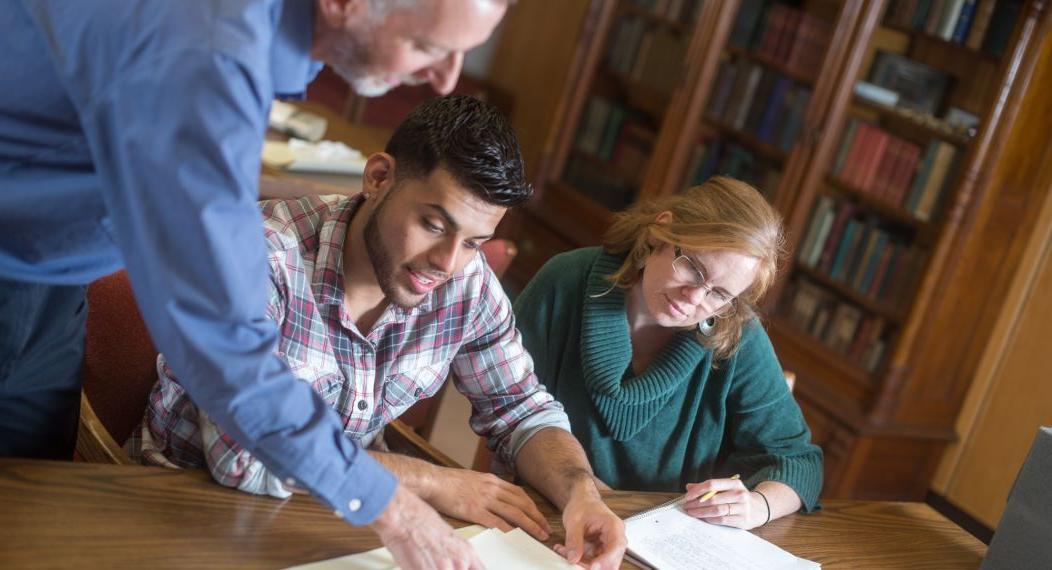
133, 194, 570, 497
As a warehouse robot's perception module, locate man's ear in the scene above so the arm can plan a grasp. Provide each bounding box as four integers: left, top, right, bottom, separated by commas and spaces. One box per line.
362, 152, 396, 198
316, 0, 366, 28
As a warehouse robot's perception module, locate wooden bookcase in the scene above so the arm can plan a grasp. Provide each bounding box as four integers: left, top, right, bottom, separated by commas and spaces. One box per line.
495, 0, 1052, 500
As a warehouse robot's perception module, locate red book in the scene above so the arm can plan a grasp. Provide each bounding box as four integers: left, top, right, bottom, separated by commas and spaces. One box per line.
759, 5, 788, 60
859, 128, 891, 194
873, 137, 902, 200
841, 122, 871, 189
890, 142, 922, 207
775, 8, 803, 63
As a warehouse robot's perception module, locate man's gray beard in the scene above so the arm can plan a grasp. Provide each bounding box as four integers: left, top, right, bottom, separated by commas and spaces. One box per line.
331, 64, 396, 98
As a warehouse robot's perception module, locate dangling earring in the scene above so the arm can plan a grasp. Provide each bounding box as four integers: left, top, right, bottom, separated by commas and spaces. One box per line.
697, 317, 716, 337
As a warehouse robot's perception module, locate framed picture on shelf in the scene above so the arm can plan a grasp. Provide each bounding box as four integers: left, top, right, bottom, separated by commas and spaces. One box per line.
867, 51, 952, 115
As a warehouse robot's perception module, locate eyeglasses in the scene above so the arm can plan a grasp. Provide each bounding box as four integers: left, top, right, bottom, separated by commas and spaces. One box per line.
671, 246, 737, 318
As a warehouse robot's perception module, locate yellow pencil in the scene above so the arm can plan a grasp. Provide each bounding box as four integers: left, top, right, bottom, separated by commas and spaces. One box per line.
699, 474, 740, 503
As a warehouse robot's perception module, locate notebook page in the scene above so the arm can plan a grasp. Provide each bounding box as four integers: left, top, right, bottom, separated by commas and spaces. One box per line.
625, 504, 820, 570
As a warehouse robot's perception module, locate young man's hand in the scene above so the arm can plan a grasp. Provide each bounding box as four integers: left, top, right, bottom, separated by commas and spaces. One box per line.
419, 466, 552, 541
554, 482, 626, 570
370, 484, 483, 570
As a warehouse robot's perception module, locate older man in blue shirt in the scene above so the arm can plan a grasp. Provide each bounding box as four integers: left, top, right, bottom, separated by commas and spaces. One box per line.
0, 0, 507, 566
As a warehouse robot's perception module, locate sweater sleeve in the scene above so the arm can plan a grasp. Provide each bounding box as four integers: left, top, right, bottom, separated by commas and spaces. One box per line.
720, 321, 824, 512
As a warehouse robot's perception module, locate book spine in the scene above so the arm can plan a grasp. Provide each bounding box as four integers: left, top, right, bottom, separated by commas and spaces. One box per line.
952, 0, 978, 43
966, 0, 998, 49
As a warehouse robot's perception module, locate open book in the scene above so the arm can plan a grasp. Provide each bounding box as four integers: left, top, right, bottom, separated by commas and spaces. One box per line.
284, 525, 576, 570
624, 497, 820, 570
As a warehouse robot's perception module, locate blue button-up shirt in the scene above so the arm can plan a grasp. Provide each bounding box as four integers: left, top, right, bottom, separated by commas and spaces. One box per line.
0, 0, 396, 524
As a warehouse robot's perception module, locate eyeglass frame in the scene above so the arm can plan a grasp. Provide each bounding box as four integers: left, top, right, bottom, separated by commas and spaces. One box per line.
670, 245, 738, 318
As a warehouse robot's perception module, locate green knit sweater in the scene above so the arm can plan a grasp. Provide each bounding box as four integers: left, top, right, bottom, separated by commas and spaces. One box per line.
514, 247, 822, 511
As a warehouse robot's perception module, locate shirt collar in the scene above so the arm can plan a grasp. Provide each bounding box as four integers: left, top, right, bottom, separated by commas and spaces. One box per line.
312, 194, 361, 306
271, 0, 324, 99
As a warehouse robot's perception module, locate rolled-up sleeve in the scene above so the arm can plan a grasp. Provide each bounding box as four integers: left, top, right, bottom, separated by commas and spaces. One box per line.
80, 49, 395, 524
451, 265, 571, 466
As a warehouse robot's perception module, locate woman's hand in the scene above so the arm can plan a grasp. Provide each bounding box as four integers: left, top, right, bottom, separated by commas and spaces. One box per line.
682, 477, 768, 530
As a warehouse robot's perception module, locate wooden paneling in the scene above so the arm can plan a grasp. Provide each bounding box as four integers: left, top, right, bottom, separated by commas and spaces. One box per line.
931, 69, 1052, 525
943, 223, 1052, 527
486, 0, 594, 183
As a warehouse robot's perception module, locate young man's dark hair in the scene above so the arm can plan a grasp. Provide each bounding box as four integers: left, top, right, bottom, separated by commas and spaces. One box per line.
384, 95, 533, 207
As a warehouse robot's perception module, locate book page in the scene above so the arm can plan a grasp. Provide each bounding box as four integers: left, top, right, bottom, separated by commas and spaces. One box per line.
285, 525, 577, 570
626, 504, 819, 570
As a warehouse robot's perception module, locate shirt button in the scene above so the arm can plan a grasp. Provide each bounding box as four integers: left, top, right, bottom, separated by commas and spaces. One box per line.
357, 399, 368, 411
284, 477, 296, 487
348, 498, 362, 512
333, 510, 343, 520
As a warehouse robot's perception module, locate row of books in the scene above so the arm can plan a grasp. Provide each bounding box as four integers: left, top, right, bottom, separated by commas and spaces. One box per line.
576, 97, 632, 162
563, 155, 639, 212
707, 57, 812, 153
798, 196, 927, 307
832, 119, 960, 221
885, 0, 1023, 55
625, 0, 703, 25
683, 137, 782, 197
785, 279, 890, 373
605, 16, 687, 94
729, 0, 833, 82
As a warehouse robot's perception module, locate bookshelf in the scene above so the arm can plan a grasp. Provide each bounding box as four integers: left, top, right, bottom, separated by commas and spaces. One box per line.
492, 0, 1051, 500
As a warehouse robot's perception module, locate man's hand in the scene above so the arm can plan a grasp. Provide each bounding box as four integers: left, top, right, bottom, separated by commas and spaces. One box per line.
419, 467, 552, 541
553, 481, 626, 570
369, 484, 483, 570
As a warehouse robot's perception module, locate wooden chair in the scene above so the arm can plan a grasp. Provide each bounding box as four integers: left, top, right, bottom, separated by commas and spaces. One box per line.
75, 270, 453, 468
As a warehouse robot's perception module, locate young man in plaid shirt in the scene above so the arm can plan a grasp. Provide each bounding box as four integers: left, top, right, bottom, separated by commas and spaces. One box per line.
132, 95, 626, 569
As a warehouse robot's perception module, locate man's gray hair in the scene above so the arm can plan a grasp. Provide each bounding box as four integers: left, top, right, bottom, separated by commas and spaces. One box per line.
366, 0, 513, 21
367, 0, 422, 21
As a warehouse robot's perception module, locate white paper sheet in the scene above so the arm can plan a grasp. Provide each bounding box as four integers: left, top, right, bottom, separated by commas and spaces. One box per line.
262, 139, 366, 175
285, 525, 576, 570
625, 503, 820, 570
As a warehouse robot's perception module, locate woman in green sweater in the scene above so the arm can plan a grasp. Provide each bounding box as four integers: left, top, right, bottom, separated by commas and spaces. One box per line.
514, 176, 822, 530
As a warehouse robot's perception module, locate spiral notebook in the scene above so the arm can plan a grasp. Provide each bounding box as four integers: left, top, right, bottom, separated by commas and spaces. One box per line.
624, 496, 820, 570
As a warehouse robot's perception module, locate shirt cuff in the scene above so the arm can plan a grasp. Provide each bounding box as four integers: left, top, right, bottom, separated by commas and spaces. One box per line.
506, 408, 573, 460
304, 448, 398, 526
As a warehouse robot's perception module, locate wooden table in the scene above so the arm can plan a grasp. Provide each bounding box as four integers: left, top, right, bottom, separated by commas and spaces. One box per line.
0, 459, 984, 569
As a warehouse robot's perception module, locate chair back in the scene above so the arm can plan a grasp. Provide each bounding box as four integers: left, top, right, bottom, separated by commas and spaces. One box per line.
80, 271, 158, 450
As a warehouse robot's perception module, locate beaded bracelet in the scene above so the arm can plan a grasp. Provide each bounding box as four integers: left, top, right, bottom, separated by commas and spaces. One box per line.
755, 490, 771, 526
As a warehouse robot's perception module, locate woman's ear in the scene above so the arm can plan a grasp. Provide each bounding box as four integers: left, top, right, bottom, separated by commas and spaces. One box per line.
646, 211, 675, 247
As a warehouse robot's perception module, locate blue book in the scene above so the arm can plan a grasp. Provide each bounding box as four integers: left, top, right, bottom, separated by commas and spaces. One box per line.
952, 0, 978, 43
913, 0, 935, 29
905, 142, 939, 213
830, 219, 860, 281
842, 221, 874, 283
756, 76, 791, 142
778, 87, 811, 152
859, 232, 890, 293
